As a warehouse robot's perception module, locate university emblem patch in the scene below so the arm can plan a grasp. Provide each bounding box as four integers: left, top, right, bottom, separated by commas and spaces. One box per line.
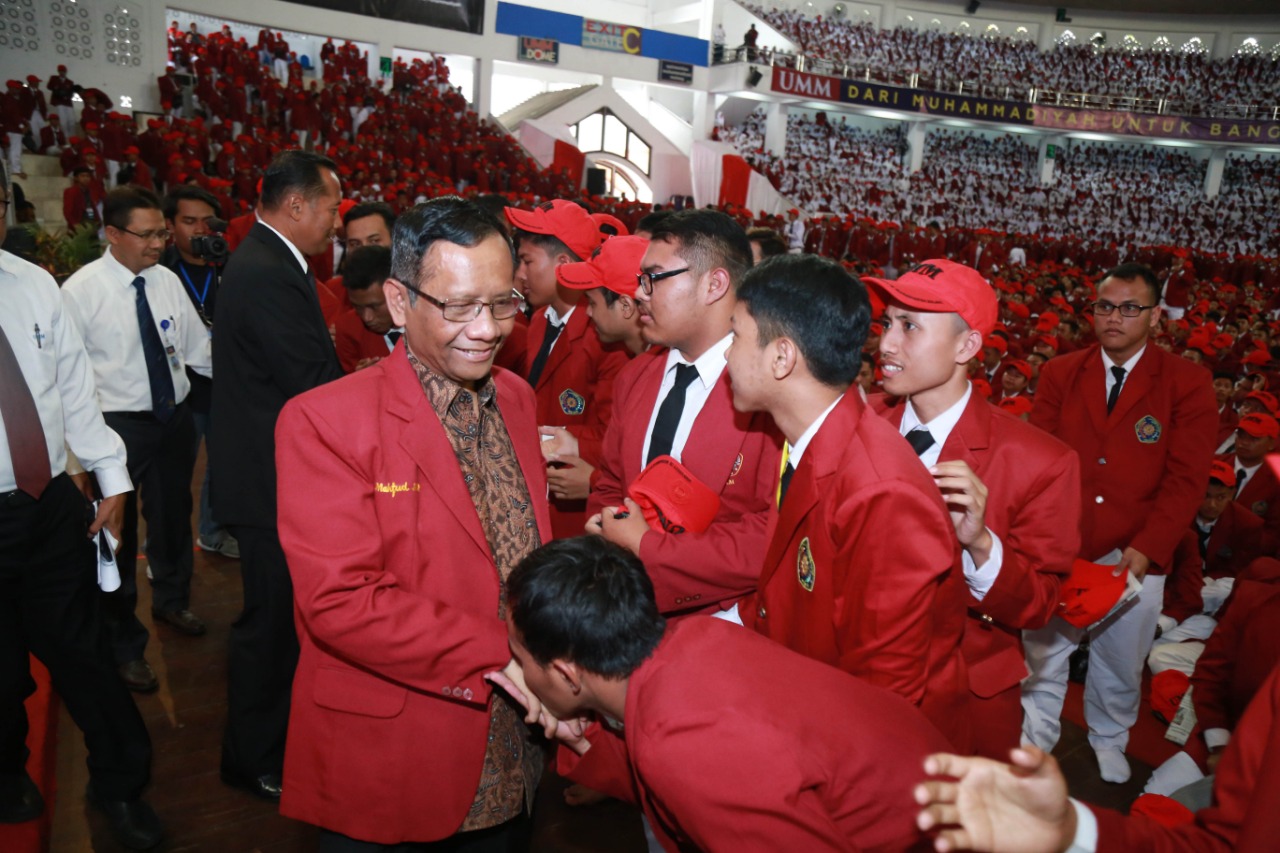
1135, 415, 1162, 444
729, 453, 743, 478
559, 389, 586, 416
796, 537, 816, 592
1254, 500, 1269, 518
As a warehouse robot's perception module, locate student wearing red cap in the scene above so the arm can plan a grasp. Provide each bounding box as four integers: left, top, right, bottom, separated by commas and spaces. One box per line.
589, 209, 781, 617
1023, 262, 1218, 785
505, 200, 629, 539
544, 236, 651, 508
865, 259, 1081, 759
47, 64, 77, 134
998, 358, 1034, 404
1221, 411, 1280, 548
727, 254, 972, 750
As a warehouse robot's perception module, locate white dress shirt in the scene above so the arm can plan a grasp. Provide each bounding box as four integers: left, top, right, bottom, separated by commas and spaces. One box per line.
61, 248, 213, 413
1234, 459, 1261, 496
786, 394, 843, 467
260, 219, 308, 273
1101, 345, 1145, 405
641, 334, 732, 467
0, 250, 131, 497
543, 304, 576, 357
900, 383, 1003, 599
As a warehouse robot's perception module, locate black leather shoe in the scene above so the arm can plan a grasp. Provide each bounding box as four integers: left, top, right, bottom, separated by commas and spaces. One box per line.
0, 772, 44, 823
220, 769, 282, 800
151, 608, 207, 636
86, 784, 164, 850
118, 659, 159, 693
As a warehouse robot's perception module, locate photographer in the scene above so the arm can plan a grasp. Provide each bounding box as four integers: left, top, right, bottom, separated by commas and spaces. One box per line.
163, 186, 237, 559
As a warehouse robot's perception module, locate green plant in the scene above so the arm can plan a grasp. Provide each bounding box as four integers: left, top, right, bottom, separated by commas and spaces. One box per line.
20, 222, 101, 278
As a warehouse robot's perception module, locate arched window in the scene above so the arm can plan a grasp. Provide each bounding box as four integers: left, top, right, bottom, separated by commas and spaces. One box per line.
571, 110, 651, 175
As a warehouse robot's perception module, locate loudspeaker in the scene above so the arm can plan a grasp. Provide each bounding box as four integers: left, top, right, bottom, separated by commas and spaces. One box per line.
1056, 8, 1072, 23
965, 1, 980, 14
586, 167, 607, 195
746, 66, 763, 88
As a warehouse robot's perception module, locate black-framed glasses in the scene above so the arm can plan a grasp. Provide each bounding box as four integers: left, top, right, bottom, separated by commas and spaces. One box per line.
119, 226, 172, 243
1092, 300, 1156, 318
397, 279, 522, 323
0, 199, 9, 215
636, 267, 689, 295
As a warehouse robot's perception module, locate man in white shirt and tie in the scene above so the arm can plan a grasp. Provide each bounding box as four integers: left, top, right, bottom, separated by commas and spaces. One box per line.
62, 187, 213, 694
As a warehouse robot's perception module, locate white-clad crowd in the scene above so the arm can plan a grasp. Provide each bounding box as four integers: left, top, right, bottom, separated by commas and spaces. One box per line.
746, 5, 1280, 116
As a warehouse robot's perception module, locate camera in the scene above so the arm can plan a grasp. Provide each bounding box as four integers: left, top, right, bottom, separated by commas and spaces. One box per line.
190, 217, 230, 265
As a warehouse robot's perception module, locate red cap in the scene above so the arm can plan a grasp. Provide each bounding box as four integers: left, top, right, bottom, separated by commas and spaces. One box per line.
998, 396, 1034, 417
1238, 412, 1279, 439
1130, 794, 1194, 829
338, 198, 357, 220
1035, 312, 1060, 332
122, 146, 139, 155
628, 456, 721, 535
1246, 391, 1279, 415
58, 65, 67, 73
983, 334, 1008, 355
864, 260, 997, 336
591, 212, 629, 237
1057, 559, 1128, 628
972, 377, 993, 400
556, 236, 649, 298
1005, 359, 1032, 380
1242, 349, 1269, 366
1034, 334, 1059, 352
1149, 670, 1191, 722
1208, 459, 1237, 488
504, 200, 603, 262
26, 74, 41, 83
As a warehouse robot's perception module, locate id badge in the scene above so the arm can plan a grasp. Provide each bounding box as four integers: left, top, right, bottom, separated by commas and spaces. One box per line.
166, 344, 180, 369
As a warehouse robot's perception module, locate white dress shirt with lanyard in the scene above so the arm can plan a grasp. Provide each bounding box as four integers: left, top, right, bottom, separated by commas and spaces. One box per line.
641, 334, 733, 467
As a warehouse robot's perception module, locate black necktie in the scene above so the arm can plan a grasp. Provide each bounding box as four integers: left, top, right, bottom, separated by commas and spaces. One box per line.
905, 427, 935, 456
0, 323, 52, 498
132, 275, 176, 422
1237, 469, 1247, 498
647, 363, 700, 465
387, 330, 402, 349
1196, 524, 1211, 558
526, 321, 562, 388
778, 461, 795, 508
1106, 366, 1126, 414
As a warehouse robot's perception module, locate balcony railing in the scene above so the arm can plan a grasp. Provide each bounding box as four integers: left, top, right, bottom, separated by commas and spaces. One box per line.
713, 47, 1280, 121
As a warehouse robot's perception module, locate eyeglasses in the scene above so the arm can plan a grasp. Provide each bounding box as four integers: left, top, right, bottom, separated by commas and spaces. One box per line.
636, 267, 689, 296
119, 227, 172, 243
397, 280, 523, 323
0, 199, 9, 214
1092, 300, 1156, 318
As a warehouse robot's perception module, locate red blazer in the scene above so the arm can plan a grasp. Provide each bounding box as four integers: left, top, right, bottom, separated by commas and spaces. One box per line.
527, 303, 630, 539
333, 308, 392, 374
62, 184, 100, 229
1217, 404, 1239, 447
1192, 564, 1280, 734
224, 212, 255, 253
1226, 456, 1280, 544
1029, 344, 1218, 571
874, 392, 1079, 756
557, 618, 949, 852
1094, 665, 1280, 853
588, 348, 782, 615
275, 351, 551, 844
739, 392, 971, 751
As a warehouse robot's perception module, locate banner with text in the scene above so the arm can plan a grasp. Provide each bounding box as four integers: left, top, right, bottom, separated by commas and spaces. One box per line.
582, 18, 642, 55
771, 68, 1280, 144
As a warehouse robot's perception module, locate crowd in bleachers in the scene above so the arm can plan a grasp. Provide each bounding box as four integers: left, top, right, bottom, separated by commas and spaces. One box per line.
746, 5, 1280, 115
724, 109, 1280, 261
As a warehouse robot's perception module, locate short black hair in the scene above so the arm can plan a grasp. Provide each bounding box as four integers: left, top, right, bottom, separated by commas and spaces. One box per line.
506, 537, 666, 679
1101, 262, 1161, 305
72, 166, 92, 177
1213, 369, 1237, 381
649, 209, 752, 286
738, 254, 870, 388
512, 229, 579, 263
391, 196, 515, 301
163, 184, 219, 220
260, 149, 339, 211
746, 227, 787, 258
103, 186, 162, 231
859, 352, 875, 368
635, 209, 672, 236
344, 201, 396, 232
342, 245, 392, 293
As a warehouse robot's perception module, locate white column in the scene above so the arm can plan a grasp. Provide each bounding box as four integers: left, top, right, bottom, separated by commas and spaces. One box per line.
906, 120, 928, 173
764, 101, 786, 157
1037, 135, 1065, 185
475, 56, 493, 120
1204, 148, 1226, 199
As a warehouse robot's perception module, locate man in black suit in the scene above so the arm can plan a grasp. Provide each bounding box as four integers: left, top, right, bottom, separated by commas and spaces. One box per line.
210, 150, 344, 800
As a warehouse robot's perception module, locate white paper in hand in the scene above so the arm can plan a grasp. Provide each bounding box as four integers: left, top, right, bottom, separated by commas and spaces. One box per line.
94, 504, 121, 592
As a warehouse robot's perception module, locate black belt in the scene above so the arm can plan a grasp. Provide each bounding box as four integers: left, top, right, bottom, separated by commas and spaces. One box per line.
107, 401, 187, 422
1, 473, 70, 508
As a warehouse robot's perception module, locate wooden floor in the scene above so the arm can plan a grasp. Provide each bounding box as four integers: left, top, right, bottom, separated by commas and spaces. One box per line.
46, 454, 1143, 852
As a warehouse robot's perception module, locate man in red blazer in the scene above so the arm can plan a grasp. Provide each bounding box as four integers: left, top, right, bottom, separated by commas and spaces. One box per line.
332, 245, 400, 373
727, 254, 971, 750
1023, 262, 1218, 784
916, 666, 1280, 853
502, 536, 951, 853
506, 200, 629, 539
275, 199, 552, 848
865, 259, 1081, 759
1221, 412, 1280, 547
588, 210, 782, 616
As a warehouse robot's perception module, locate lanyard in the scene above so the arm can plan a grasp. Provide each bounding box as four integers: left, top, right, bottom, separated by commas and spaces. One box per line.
178, 262, 213, 308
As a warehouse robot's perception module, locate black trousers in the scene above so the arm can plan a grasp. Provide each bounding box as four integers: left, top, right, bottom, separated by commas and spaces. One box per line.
221, 524, 298, 778
318, 816, 530, 853
0, 474, 152, 800
103, 404, 198, 663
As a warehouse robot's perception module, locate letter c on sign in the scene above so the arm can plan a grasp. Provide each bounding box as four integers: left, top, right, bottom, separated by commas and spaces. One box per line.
624, 27, 641, 54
